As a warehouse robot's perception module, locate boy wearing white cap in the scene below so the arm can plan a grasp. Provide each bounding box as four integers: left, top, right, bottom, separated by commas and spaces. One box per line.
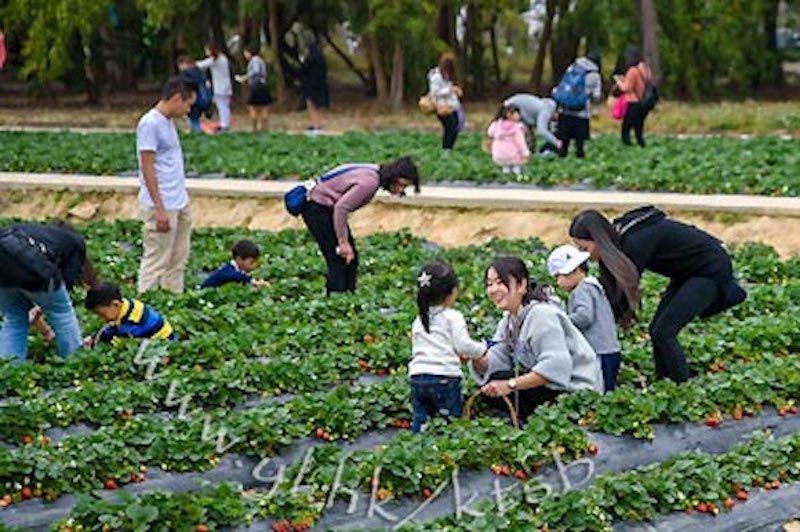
547, 244, 621, 392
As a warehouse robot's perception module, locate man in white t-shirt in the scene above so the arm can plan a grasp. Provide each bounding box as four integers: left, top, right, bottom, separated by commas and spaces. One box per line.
136, 76, 196, 294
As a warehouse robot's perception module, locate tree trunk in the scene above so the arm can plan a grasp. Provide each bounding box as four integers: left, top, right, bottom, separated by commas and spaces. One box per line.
762, 0, 783, 87
208, 0, 227, 53
465, 3, 485, 97
322, 31, 371, 90
436, 0, 457, 49
388, 42, 405, 110
489, 12, 502, 86
549, 0, 579, 82
266, 0, 290, 104
530, 0, 557, 90
637, 0, 661, 86
365, 35, 389, 105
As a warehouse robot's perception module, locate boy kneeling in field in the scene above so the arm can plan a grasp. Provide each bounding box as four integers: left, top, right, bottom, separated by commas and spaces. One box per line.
201, 239, 268, 289
84, 283, 175, 347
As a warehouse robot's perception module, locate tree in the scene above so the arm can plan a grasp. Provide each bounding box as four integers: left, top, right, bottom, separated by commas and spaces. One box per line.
637, 0, 661, 86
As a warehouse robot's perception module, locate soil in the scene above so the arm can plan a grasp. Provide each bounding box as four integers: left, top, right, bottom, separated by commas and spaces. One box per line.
3, 189, 800, 257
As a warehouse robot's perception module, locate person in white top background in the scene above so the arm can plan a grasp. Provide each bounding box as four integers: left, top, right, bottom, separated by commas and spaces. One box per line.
196, 42, 233, 131
136, 77, 195, 294
408, 260, 489, 433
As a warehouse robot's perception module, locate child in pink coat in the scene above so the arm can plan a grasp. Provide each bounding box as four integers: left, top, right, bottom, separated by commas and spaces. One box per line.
487, 104, 530, 175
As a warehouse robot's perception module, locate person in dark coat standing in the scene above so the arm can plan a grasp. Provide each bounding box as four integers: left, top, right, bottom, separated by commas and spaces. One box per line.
301, 42, 330, 132
569, 206, 746, 383
0, 222, 98, 361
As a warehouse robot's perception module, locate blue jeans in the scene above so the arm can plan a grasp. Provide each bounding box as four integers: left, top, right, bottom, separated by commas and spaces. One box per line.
409, 374, 463, 433
0, 282, 82, 361
600, 352, 621, 392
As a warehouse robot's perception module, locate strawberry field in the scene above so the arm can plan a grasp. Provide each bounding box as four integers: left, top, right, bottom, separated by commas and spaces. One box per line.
0, 219, 799, 531
0, 130, 799, 195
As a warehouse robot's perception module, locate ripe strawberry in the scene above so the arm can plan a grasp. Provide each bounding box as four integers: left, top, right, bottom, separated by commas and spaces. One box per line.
293, 518, 312, 532
706, 416, 721, 427
789, 406, 799, 414
0, 494, 12, 507
587, 443, 599, 455
22, 436, 33, 444
723, 497, 735, 510
778, 406, 789, 416
514, 470, 526, 480
195, 525, 209, 532
20, 487, 33, 500
103, 478, 118, 490
491, 464, 502, 475
772, 479, 781, 489
315, 428, 325, 439
696, 502, 709, 513
357, 359, 370, 372
736, 489, 748, 501
422, 488, 433, 498
271, 521, 291, 532
499, 465, 511, 477
376, 368, 387, 376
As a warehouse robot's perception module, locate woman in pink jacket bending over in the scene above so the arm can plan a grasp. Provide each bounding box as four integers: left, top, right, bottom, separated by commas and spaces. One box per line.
487, 104, 530, 175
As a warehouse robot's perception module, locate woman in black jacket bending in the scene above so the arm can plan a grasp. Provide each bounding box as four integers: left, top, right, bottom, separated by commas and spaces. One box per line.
569, 206, 746, 383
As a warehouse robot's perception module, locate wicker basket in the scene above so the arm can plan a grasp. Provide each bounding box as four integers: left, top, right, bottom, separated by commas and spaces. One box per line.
464, 390, 520, 429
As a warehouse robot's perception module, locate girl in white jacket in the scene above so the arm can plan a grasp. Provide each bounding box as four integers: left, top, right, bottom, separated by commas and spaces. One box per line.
197, 43, 233, 131
409, 260, 488, 432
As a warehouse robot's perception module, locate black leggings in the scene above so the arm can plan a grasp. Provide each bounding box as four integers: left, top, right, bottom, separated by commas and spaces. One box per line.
437, 112, 459, 150
622, 101, 649, 147
301, 201, 358, 294
649, 277, 721, 382
557, 114, 590, 158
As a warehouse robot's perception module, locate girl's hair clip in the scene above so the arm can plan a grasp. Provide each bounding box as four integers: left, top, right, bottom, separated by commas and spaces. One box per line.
417, 271, 433, 288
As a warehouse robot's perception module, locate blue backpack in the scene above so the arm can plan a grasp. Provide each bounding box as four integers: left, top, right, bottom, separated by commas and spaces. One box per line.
552, 65, 588, 111
284, 165, 373, 216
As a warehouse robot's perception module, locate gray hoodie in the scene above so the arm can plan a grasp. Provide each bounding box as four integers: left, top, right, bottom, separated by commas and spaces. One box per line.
568, 277, 621, 355
470, 300, 603, 393
560, 57, 602, 119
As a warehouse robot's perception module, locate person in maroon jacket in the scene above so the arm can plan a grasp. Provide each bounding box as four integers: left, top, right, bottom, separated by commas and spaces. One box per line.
302, 157, 420, 294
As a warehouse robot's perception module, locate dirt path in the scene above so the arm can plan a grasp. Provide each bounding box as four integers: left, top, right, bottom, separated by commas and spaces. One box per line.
3, 189, 800, 256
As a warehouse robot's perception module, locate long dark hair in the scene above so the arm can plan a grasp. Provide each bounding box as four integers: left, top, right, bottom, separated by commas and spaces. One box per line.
569, 210, 640, 326
486, 256, 550, 306
379, 156, 420, 193
494, 104, 519, 121
416, 260, 458, 333
624, 46, 643, 70
55, 220, 100, 290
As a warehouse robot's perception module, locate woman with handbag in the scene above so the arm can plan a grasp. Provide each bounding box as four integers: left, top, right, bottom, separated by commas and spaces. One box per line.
426, 53, 463, 151
0, 222, 98, 362
468, 256, 603, 422
301, 157, 420, 294
615, 46, 652, 147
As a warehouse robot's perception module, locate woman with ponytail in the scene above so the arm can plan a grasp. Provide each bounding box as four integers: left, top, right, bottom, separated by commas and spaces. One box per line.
469, 256, 603, 421
408, 261, 487, 433
569, 207, 746, 383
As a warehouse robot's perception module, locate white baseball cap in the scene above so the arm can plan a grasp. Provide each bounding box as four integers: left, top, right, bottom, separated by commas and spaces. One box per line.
547, 244, 591, 276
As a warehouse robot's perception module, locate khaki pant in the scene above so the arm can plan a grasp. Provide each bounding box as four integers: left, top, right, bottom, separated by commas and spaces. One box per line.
137, 206, 192, 294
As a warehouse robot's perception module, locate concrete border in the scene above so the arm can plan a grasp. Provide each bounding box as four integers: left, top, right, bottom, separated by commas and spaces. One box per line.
3, 172, 800, 217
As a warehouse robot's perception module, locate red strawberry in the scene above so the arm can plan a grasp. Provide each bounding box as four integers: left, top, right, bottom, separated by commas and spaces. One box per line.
499, 465, 511, 477
696, 502, 709, 513
706, 416, 721, 427
22, 436, 33, 444
514, 470, 526, 480
103, 478, 118, 490
736, 489, 748, 501
195, 525, 209, 532
587, 443, 599, 455
422, 488, 433, 498
723, 497, 735, 510
20, 487, 33, 500
315, 428, 325, 439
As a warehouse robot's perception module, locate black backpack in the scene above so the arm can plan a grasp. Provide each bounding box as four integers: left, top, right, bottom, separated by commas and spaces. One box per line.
0, 227, 60, 291
638, 66, 659, 111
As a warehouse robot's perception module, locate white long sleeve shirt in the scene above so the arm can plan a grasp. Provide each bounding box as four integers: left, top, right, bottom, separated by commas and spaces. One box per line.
196, 54, 232, 96
409, 307, 487, 378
